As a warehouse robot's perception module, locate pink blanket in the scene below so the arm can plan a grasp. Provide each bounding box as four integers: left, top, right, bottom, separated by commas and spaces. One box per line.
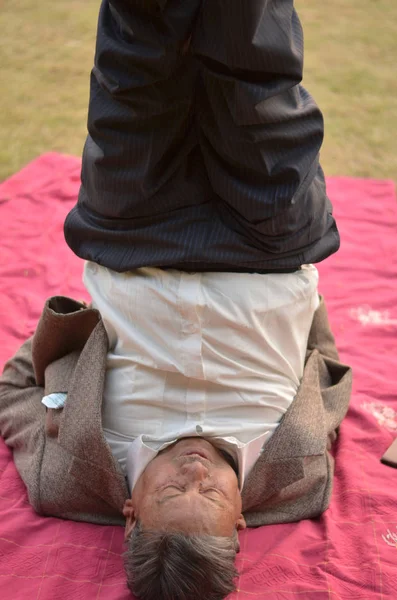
1, 154, 396, 599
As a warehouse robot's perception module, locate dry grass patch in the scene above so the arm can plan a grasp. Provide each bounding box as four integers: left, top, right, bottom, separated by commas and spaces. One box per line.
298, 0, 397, 179
1, 0, 396, 181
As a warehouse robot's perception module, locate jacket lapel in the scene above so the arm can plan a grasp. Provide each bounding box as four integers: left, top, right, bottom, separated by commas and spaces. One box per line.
57, 320, 129, 511
68, 455, 129, 513
242, 350, 326, 511
30, 297, 129, 513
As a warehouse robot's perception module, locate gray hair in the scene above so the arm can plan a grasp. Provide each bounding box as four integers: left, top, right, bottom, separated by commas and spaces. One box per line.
123, 521, 239, 600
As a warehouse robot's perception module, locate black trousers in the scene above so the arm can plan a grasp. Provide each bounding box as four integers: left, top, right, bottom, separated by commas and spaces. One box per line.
64, 1, 339, 272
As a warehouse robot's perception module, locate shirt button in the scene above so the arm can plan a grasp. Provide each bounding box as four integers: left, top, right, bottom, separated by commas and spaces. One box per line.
184, 324, 197, 334
196, 425, 203, 434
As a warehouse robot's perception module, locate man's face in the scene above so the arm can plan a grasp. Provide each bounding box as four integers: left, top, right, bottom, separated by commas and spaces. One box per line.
125, 438, 246, 537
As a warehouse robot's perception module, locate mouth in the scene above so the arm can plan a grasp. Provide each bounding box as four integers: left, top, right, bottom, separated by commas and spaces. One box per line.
181, 450, 211, 461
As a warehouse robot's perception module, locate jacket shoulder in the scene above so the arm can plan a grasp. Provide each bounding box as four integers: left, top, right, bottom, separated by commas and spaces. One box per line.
1, 296, 122, 524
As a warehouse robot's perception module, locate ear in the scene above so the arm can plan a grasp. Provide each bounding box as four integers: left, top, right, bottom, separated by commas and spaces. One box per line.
236, 514, 246, 531
232, 515, 246, 554
123, 498, 137, 543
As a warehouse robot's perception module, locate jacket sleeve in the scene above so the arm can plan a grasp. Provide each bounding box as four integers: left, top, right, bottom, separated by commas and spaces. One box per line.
0, 338, 45, 451
192, 0, 336, 255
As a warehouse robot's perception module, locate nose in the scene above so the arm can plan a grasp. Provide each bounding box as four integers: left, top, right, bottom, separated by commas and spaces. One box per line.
180, 460, 209, 481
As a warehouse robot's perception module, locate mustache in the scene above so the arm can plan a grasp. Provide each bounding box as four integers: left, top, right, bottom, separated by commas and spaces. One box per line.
176, 455, 212, 468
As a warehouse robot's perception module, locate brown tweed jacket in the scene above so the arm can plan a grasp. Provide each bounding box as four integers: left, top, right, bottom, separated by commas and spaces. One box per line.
0, 296, 352, 527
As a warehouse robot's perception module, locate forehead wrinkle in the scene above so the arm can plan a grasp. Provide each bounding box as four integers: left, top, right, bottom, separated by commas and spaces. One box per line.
148, 507, 230, 535
142, 493, 236, 535
155, 492, 226, 509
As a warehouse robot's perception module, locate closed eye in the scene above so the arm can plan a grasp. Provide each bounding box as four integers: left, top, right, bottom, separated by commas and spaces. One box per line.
157, 486, 226, 508
201, 488, 222, 499
164, 485, 184, 492
160, 485, 184, 499
157, 486, 184, 505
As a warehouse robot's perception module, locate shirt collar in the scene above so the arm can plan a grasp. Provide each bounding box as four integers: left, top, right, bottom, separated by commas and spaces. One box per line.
126, 431, 270, 493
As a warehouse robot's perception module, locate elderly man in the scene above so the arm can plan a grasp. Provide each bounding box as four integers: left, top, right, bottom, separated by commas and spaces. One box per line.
0, 1, 352, 599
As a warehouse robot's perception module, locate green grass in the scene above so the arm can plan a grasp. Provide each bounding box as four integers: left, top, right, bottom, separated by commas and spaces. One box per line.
0, 1, 97, 180
297, 0, 397, 180
1, 0, 396, 181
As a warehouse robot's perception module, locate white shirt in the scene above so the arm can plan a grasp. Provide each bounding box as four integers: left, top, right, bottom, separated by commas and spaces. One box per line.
83, 263, 319, 491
